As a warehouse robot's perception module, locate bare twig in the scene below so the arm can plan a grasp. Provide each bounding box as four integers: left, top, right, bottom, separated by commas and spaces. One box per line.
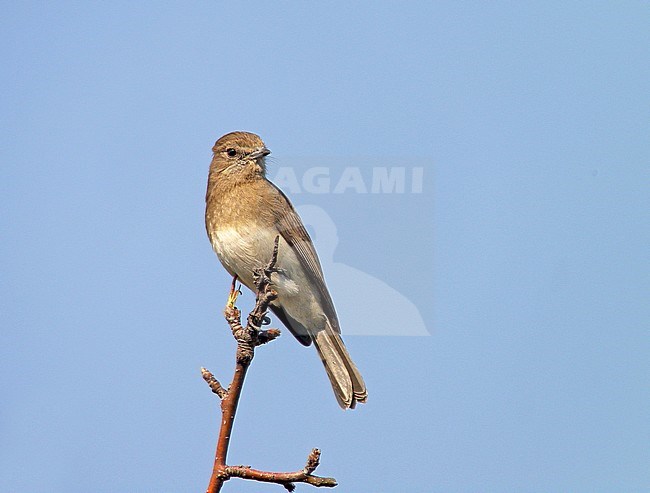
201, 367, 227, 399
204, 237, 337, 492
225, 449, 337, 491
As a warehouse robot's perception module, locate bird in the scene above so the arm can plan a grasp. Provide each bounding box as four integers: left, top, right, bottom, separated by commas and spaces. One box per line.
205, 131, 367, 409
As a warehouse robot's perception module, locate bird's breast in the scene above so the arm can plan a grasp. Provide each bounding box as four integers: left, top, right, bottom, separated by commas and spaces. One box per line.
209, 225, 303, 298
209, 225, 276, 284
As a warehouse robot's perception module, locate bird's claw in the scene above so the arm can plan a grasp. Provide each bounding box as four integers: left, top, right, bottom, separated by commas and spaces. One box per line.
227, 284, 242, 308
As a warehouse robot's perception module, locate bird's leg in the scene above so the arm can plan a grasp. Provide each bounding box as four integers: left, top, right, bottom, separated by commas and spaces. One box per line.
227, 275, 241, 308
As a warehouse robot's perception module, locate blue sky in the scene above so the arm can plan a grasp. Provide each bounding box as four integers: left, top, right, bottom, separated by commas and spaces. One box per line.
1, 2, 648, 492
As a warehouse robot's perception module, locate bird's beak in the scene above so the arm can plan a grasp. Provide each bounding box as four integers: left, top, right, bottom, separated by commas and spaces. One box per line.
249, 147, 271, 160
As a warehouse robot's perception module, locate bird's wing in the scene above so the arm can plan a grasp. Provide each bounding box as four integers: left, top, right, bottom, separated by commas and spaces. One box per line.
267, 181, 341, 334
269, 304, 312, 346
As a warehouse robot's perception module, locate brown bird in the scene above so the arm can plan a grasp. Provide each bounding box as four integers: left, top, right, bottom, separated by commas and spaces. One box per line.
205, 131, 367, 409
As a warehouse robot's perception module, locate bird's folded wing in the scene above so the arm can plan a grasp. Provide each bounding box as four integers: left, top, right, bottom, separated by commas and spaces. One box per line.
268, 181, 341, 334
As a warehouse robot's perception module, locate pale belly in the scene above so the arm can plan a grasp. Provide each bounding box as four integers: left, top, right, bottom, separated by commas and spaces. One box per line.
209, 225, 277, 286
209, 225, 328, 332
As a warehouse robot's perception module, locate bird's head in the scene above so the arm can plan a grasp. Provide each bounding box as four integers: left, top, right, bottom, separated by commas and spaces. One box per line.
210, 131, 271, 178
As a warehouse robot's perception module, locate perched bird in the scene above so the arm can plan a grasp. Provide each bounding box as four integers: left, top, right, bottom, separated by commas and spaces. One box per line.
205, 131, 367, 409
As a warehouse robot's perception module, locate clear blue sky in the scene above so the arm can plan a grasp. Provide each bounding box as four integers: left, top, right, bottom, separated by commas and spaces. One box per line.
2, 2, 648, 492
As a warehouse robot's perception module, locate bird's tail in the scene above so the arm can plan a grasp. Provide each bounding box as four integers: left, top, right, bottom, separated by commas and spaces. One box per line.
312, 325, 368, 409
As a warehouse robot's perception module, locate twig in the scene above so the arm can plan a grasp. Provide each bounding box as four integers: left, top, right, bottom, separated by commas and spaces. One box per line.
225, 449, 337, 491
201, 367, 227, 399
204, 237, 337, 492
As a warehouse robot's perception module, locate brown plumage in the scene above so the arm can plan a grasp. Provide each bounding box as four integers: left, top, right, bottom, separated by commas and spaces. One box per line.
205, 131, 367, 409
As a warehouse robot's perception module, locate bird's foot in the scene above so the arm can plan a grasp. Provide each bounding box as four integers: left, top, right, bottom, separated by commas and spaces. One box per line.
227, 276, 242, 308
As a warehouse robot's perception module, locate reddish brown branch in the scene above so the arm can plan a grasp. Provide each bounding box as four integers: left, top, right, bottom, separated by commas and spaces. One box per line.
204, 237, 337, 492
225, 449, 337, 491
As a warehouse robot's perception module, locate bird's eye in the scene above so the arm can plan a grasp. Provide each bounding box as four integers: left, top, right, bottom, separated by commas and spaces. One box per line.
226, 148, 237, 157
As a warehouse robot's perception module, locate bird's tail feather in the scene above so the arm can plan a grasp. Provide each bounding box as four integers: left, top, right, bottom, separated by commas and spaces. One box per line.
312, 325, 367, 409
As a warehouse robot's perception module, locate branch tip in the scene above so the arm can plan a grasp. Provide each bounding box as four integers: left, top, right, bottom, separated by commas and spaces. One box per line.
201, 367, 227, 399
305, 448, 321, 474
